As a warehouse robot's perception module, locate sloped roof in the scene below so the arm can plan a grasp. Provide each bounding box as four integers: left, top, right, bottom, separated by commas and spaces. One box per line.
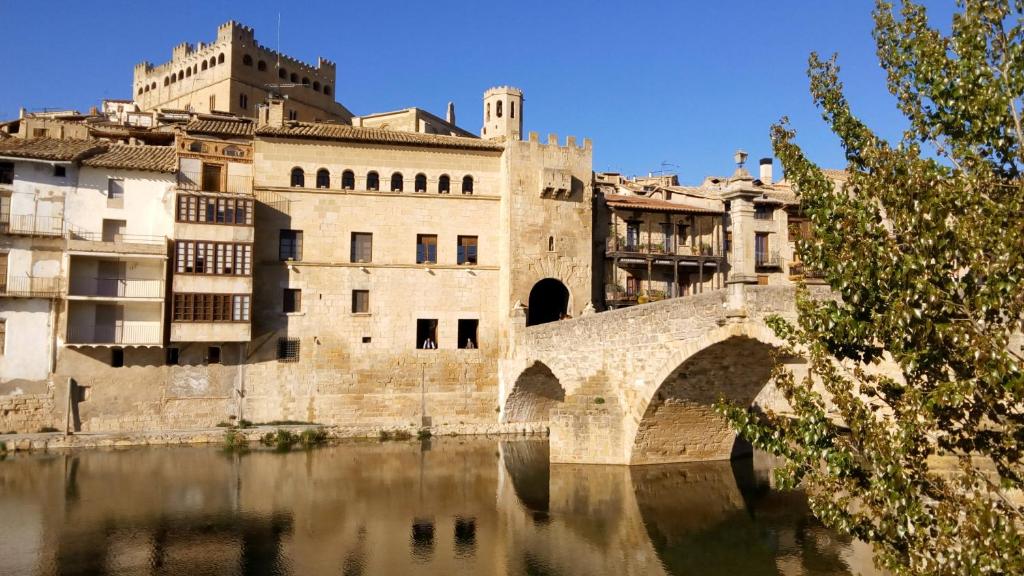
0, 137, 107, 161
184, 119, 255, 137
604, 193, 723, 215
82, 144, 177, 173
255, 122, 504, 151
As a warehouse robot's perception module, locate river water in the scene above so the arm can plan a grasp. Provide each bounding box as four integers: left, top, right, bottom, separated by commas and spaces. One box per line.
0, 437, 879, 576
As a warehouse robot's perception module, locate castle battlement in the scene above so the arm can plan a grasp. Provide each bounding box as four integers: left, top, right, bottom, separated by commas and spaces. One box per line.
527, 131, 593, 152
485, 85, 524, 96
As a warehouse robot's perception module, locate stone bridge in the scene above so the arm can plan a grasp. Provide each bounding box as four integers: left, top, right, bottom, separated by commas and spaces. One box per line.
499, 285, 822, 465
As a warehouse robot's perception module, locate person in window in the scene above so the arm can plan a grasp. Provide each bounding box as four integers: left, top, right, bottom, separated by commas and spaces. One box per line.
464, 338, 475, 349
422, 337, 436, 349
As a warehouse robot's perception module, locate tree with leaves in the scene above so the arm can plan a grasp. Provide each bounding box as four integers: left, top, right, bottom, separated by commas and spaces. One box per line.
718, 1, 1024, 574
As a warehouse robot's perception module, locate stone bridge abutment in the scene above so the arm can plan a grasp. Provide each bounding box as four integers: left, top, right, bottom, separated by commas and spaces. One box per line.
500, 285, 814, 465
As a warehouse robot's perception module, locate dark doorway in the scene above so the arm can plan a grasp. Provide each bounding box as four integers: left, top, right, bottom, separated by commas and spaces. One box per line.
527, 278, 569, 326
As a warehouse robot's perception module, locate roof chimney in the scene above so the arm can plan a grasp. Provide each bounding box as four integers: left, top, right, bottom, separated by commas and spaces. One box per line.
446, 101, 456, 126
759, 158, 773, 185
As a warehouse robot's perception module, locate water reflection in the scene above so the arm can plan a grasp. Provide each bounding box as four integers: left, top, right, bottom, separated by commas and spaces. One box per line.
0, 438, 877, 576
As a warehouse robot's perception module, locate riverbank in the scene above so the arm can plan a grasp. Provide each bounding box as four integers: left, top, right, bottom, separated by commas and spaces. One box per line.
0, 421, 549, 453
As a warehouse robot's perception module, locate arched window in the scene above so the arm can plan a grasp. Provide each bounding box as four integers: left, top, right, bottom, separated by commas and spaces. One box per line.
170, 75, 176, 84
548, 236, 555, 251
290, 167, 305, 188
366, 171, 379, 191
462, 175, 474, 195
186, 68, 192, 77
301, 77, 310, 86
278, 68, 287, 79
390, 172, 404, 192
223, 145, 244, 158
316, 168, 330, 189
313, 81, 320, 91
218, 53, 225, 64
341, 170, 355, 190
178, 71, 184, 81
164, 77, 170, 86
144, 85, 150, 93
202, 60, 208, 71
151, 82, 156, 90
496, 100, 503, 118
486, 102, 490, 121
438, 174, 450, 194
242, 54, 253, 66
210, 57, 217, 67
193, 64, 198, 74
290, 73, 298, 83
188, 141, 206, 153
414, 173, 427, 193
138, 87, 144, 95
257, 60, 267, 71
323, 85, 331, 96
511, 100, 516, 118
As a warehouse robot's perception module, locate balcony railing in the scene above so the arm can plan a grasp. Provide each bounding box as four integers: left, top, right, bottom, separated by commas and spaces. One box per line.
789, 262, 826, 280
756, 251, 784, 268
0, 214, 65, 237
0, 276, 63, 298
66, 229, 166, 246
68, 277, 164, 299
606, 237, 723, 258
66, 323, 162, 346
178, 169, 252, 194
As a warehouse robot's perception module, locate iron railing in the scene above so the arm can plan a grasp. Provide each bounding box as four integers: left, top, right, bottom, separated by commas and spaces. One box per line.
0, 214, 65, 237
68, 277, 164, 299
177, 169, 252, 194
0, 276, 63, 298
66, 229, 166, 245
606, 237, 723, 258
755, 251, 784, 268
66, 323, 162, 345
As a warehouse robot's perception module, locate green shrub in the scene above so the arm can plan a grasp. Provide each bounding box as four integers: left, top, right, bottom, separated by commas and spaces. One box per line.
594, 397, 606, 405
259, 429, 298, 452
392, 430, 413, 441
237, 419, 253, 429
378, 430, 392, 441
223, 429, 248, 452
216, 421, 234, 428
299, 428, 327, 448
417, 429, 432, 440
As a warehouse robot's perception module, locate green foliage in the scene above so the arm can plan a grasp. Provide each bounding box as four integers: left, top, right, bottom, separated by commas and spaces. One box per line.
378, 430, 392, 441
299, 428, 328, 447
417, 428, 432, 440
223, 429, 248, 452
393, 430, 413, 440
594, 397, 606, 405
718, 2, 1024, 574
237, 419, 253, 429
260, 429, 298, 452
0, 441, 6, 454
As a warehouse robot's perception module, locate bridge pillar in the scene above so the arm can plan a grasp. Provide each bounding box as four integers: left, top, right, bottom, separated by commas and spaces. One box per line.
722, 179, 762, 312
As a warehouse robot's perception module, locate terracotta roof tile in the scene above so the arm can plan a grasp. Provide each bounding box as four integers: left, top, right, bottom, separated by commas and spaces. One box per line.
604, 193, 723, 215
255, 122, 504, 151
184, 119, 255, 137
0, 138, 107, 161
82, 145, 177, 173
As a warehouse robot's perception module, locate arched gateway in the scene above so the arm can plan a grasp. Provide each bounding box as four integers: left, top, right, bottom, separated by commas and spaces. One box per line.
527, 278, 569, 326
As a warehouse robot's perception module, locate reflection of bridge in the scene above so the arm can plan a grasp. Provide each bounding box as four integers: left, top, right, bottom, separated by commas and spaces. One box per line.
500, 285, 826, 465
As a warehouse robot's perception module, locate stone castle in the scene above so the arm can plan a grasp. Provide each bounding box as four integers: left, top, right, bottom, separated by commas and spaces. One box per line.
0, 22, 827, 461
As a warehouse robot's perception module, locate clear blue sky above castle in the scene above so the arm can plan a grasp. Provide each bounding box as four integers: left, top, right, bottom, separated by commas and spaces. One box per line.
0, 0, 955, 183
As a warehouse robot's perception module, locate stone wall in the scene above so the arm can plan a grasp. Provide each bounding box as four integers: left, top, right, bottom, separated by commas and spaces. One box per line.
0, 389, 57, 433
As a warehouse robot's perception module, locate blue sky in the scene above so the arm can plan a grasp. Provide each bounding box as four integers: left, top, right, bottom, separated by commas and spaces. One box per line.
0, 1, 956, 184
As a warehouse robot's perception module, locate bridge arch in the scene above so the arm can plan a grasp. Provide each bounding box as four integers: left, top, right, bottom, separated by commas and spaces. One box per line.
503, 360, 566, 424
527, 278, 570, 326
628, 323, 784, 465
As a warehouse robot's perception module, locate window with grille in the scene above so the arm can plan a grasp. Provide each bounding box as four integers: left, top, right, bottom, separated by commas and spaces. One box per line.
277, 338, 300, 362
279, 230, 302, 261
352, 290, 369, 314
350, 232, 372, 263
417, 234, 437, 264
175, 242, 252, 275
457, 236, 478, 265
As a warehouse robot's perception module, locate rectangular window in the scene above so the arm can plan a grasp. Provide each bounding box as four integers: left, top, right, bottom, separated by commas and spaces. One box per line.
416, 319, 438, 349
626, 222, 640, 251
240, 94, 248, 109
54, 165, 66, 178
352, 290, 369, 314
277, 338, 300, 362
457, 235, 478, 265
677, 223, 690, 245
0, 319, 6, 355
207, 346, 221, 364
165, 348, 179, 366
755, 232, 769, 265
351, 232, 372, 263
754, 204, 774, 220
107, 178, 125, 208
416, 234, 438, 264
0, 162, 13, 185
0, 252, 8, 292
111, 349, 125, 368
209, 95, 216, 112
172, 294, 250, 322
102, 219, 126, 242
175, 196, 253, 225
201, 163, 222, 192
660, 223, 673, 253
283, 288, 301, 313
279, 230, 302, 261
458, 319, 479, 349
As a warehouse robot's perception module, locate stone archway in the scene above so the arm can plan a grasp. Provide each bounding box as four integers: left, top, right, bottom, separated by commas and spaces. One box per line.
527, 278, 569, 326
503, 361, 566, 424
629, 336, 777, 465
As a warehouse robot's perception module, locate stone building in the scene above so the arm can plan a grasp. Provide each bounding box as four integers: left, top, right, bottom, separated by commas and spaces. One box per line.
133, 21, 352, 123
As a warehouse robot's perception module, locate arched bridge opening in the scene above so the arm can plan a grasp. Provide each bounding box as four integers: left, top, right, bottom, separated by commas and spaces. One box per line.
630, 335, 777, 465
503, 361, 566, 425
